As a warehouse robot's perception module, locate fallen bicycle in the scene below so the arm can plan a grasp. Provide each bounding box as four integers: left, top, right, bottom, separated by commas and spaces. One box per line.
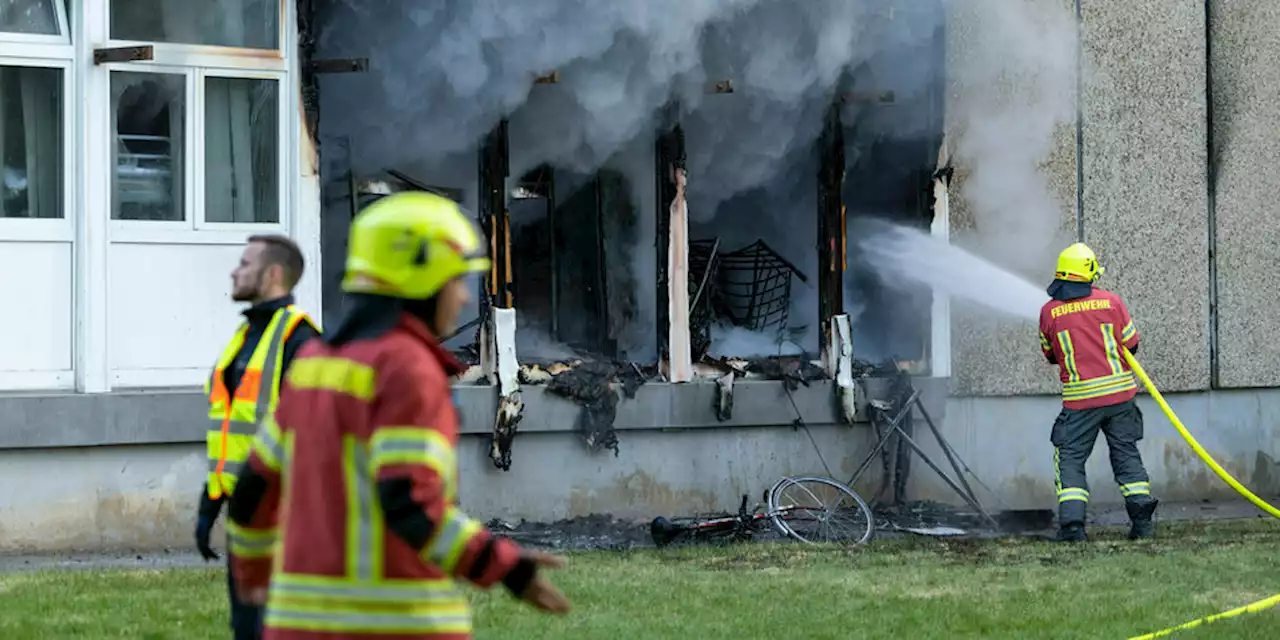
649, 475, 876, 547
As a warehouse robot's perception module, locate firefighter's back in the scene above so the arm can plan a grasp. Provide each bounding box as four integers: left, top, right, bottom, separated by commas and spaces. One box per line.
268, 327, 469, 639
1041, 287, 1139, 410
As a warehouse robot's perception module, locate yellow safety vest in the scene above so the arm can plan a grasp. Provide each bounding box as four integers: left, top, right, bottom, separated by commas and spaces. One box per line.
205, 305, 314, 500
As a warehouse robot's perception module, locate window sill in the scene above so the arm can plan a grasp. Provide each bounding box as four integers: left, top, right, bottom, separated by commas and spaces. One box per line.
0, 218, 74, 243
110, 222, 287, 245
0, 370, 74, 392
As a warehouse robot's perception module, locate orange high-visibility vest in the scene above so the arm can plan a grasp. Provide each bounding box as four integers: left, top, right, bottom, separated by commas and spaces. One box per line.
205, 305, 314, 499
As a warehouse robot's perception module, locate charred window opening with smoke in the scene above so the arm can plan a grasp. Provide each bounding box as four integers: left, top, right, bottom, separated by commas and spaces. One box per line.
310, 0, 950, 375
841, 13, 948, 366
505, 164, 645, 363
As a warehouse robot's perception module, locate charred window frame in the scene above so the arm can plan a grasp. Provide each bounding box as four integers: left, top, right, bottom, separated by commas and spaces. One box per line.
654, 110, 684, 368
817, 101, 846, 354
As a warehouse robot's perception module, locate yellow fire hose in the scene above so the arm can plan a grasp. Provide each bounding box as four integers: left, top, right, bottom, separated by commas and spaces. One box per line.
1121, 349, 1280, 519
1120, 349, 1279, 637
1127, 593, 1280, 639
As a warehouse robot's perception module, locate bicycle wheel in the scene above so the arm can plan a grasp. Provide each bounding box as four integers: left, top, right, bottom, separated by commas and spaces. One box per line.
766, 475, 875, 545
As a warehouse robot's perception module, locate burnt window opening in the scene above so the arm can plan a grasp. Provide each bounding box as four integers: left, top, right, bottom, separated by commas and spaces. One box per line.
840, 20, 946, 370
507, 165, 642, 363
688, 239, 809, 361
687, 158, 820, 360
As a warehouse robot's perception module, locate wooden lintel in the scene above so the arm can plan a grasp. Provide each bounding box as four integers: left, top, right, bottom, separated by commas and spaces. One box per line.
93, 45, 154, 65
308, 58, 369, 74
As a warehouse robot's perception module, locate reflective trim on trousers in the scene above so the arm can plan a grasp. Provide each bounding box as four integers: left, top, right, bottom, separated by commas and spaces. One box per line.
1120, 481, 1151, 498
1057, 487, 1090, 503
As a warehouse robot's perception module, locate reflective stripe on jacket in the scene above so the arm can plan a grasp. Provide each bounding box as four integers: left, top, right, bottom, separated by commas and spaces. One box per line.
1039, 287, 1141, 410
205, 305, 313, 499
227, 312, 526, 640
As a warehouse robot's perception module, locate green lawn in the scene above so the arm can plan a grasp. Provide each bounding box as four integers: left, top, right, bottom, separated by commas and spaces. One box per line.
1, 519, 1276, 639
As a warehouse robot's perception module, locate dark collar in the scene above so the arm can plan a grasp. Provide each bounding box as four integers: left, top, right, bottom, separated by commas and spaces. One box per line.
396, 312, 465, 376
242, 295, 295, 324
1046, 279, 1092, 302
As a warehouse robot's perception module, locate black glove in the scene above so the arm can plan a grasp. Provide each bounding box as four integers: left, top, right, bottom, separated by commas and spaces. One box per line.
195, 485, 224, 561
195, 515, 219, 561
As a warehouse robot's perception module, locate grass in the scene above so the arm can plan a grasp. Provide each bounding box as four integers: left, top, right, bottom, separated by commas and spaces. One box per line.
0, 519, 1276, 639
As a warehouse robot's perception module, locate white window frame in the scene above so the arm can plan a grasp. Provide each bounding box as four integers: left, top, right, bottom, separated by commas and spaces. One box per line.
0, 0, 70, 47
102, 0, 290, 246
0, 0, 75, 243
105, 0, 287, 69
195, 68, 289, 234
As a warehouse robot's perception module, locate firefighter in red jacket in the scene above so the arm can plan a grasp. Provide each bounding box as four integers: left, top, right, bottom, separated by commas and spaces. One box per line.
226, 191, 571, 639
1039, 243, 1158, 542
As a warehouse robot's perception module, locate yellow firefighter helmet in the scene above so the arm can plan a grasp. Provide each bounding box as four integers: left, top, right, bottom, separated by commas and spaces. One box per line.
1055, 242, 1105, 283
342, 191, 491, 300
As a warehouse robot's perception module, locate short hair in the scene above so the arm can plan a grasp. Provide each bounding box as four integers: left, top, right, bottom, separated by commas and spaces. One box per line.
248, 234, 305, 290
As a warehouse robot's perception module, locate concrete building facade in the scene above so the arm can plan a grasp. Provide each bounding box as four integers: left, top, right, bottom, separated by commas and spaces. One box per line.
1, 1, 1277, 553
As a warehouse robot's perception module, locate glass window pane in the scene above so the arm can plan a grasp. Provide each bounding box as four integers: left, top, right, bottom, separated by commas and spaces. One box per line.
0, 0, 58, 35
110, 0, 279, 49
112, 71, 185, 222
205, 77, 279, 224
0, 66, 62, 219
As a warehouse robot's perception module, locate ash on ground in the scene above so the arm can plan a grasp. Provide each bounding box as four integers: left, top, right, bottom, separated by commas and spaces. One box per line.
486, 514, 653, 550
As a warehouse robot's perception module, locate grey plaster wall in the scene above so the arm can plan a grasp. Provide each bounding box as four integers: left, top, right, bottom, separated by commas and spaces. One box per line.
944, 0, 1079, 396
0, 379, 880, 450
1078, 1, 1211, 392
1208, 2, 1280, 388
3, 384, 1276, 553
0, 425, 885, 554
912, 389, 1280, 510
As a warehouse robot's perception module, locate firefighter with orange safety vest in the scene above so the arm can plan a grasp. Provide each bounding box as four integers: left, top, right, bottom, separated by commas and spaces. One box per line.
196, 234, 320, 639
1039, 242, 1158, 542
226, 191, 571, 639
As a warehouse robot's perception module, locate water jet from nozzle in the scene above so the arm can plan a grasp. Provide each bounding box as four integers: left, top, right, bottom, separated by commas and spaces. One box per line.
853, 218, 1048, 321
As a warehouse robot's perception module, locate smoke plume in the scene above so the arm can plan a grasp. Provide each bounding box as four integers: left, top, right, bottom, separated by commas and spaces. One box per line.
316, 0, 1079, 359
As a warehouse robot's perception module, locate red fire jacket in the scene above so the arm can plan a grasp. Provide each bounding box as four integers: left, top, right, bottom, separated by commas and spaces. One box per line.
1039, 287, 1141, 410
227, 312, 533, 640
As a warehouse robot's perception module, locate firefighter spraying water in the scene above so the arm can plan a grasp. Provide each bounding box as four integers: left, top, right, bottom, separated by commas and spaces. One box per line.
1038, 243, 1157, 542
226, 192, 571, 639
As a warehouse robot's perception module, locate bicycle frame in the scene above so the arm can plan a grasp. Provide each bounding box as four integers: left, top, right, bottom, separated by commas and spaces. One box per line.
654, 495, 833, 546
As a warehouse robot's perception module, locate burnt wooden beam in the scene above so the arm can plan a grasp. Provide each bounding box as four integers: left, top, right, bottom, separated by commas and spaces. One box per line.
93, 45, 153, 65
654, 106, 685, 366
478, 120, 513, 312
817, 102, 846, 349
308, 58, 368, 74
297, 0, 322, 139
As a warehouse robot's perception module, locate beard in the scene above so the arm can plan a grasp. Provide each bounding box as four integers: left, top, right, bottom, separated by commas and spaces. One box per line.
231, 269, 266, 302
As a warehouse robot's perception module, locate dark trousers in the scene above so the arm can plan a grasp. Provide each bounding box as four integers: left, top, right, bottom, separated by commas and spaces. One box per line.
225, 535, 264, 640
1051, 398, 1156, 526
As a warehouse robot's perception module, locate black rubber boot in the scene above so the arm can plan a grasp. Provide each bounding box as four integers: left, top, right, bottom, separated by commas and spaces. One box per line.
1126, 499, 1158, 540
1055, 522, 1088, 542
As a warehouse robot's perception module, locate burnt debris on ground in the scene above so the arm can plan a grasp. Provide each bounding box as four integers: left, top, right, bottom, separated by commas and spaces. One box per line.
486, 515, 652, 551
